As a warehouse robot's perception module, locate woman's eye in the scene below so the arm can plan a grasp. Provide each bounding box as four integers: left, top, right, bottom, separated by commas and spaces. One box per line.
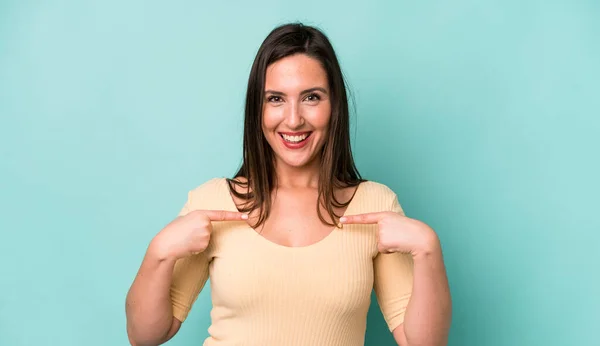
267, 96, 282, 103
305, 93, 321, 102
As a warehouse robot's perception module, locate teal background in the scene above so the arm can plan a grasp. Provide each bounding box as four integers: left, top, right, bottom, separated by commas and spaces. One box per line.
1, 1, 599, 345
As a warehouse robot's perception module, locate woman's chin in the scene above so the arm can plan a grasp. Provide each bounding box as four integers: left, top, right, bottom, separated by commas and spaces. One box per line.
275, 154, 319, 170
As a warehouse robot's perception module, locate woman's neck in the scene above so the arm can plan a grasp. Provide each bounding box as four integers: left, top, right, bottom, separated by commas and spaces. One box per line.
273, 159, 321, 189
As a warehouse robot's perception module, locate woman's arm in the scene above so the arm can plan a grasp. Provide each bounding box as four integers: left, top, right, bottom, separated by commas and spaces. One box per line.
340, 192, 452, 346
125, 180, 236, 344
392, 235, 452, 346
125, 244, 181, 346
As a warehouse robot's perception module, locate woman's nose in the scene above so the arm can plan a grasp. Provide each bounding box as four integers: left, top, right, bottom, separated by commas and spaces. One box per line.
284, 102, 304, 129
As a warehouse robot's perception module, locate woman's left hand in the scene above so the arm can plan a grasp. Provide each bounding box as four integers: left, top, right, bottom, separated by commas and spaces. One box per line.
340, 212, 439, 256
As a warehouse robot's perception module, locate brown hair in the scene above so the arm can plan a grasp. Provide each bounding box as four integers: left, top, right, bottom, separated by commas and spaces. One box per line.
227, 22, 364, 228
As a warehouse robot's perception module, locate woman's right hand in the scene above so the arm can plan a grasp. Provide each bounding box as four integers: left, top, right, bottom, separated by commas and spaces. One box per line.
150, 210, 248, 261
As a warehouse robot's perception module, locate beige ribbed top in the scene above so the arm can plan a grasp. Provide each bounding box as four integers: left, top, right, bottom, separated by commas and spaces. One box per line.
170, 178, 413, 346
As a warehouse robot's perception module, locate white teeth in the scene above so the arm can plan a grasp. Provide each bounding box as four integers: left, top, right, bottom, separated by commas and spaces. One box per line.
281, 133, 309, 143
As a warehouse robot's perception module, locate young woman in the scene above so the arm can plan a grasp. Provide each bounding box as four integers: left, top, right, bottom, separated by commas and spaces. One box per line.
126, 23, 451, 346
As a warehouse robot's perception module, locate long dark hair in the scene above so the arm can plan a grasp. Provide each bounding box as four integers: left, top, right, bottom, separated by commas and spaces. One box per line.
227, 22, 364, 228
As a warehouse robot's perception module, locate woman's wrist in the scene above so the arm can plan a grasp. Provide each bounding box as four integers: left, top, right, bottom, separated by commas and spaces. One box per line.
148, 236, 178, 264
410, 226, 442, 259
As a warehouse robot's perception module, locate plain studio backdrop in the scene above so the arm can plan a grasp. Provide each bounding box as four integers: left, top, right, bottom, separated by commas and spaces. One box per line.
1, 1, 599, 345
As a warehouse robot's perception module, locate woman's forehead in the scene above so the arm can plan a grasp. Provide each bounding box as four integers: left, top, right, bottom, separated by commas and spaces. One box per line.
265, 54, 328, 92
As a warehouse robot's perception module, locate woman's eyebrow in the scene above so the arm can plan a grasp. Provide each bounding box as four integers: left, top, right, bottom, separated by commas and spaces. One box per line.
264, 87, 328, 96
301, 87, 328, 95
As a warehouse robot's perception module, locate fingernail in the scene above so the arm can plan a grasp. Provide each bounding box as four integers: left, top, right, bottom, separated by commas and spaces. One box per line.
241, 214, 248, 220
340, 217, 347, 223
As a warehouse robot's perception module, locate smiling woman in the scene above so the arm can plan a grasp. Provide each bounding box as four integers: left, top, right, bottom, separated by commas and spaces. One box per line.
228, 23, 362, 230
125, 22, 452, 346
262, 55, 331, 167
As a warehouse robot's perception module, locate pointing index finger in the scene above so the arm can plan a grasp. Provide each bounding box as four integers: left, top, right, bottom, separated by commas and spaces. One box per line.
203, 210, 249, 221
340, 212, 386, 224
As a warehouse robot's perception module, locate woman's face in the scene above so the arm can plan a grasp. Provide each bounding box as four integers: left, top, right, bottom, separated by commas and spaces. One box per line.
262, 53, 331, 170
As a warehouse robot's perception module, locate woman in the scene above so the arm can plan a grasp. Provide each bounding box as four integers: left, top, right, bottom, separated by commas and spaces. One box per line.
126, 23, 451, 346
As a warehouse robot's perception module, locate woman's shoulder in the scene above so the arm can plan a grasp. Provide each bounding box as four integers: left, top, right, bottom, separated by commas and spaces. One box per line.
358, 179, 399, 199
355, 179, 404, 214
183, 177, 231, 209
188, 176, 228, 194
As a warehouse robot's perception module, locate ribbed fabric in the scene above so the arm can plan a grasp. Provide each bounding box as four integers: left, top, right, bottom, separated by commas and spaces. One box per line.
170, 178, 413, 346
